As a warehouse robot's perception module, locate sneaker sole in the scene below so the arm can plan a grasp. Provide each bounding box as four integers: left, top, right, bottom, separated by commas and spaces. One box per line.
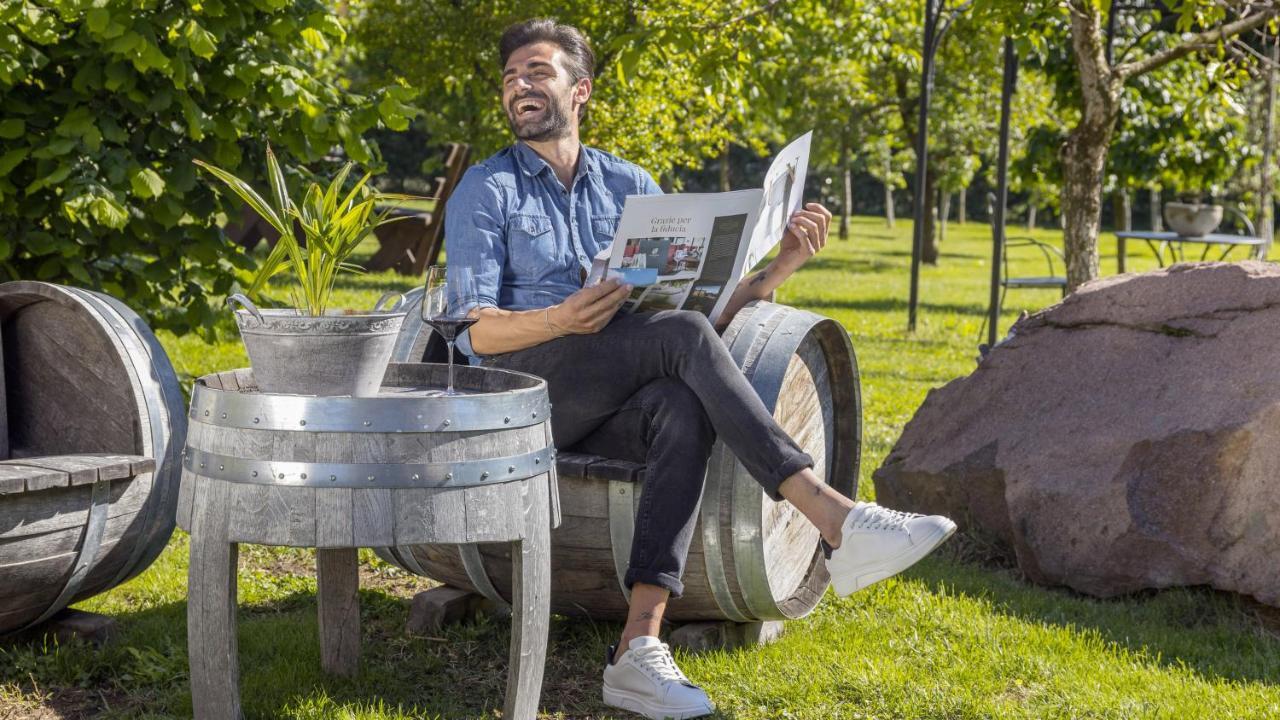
602, 686, 715, 720
830, 520, 957, 597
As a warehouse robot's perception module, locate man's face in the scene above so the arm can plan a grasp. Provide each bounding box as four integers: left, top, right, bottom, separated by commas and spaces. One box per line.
502, 42, 589, 142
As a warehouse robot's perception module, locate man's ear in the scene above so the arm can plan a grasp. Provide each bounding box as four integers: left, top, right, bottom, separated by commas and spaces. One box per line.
573, 76, 592, 111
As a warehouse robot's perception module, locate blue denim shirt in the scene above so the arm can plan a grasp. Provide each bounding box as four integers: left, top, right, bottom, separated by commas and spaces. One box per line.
444, 142, 662, 356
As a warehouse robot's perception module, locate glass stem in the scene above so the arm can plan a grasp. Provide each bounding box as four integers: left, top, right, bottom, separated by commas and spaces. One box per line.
446, 340, 456, 394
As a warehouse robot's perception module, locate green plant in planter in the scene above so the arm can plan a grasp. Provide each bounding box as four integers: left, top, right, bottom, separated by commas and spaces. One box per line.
195, 148, 412, 315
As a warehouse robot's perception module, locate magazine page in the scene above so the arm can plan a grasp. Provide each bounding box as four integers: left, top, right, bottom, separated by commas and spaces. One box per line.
599, 190, 763, 322
743, 131, 813, 272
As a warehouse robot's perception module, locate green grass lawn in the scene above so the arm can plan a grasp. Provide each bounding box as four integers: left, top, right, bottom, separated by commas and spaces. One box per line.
4, 217, 1278, 718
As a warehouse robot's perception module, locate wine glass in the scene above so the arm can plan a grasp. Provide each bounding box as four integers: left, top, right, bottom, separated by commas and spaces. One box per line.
422, 265, 479, 396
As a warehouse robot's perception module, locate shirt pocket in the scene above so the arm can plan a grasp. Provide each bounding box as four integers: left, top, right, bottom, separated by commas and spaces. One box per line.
507, 213, 556, 273
591, 214, 621, 246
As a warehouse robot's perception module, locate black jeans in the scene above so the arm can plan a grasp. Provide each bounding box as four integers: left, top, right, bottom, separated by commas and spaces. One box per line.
484, 310, 813, 597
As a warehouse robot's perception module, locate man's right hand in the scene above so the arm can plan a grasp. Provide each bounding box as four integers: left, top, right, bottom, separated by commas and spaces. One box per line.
548, 278, 632, 335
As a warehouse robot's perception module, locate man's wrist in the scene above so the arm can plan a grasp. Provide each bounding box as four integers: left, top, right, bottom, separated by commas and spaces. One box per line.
747, 257, 798, 297
773, 249, 808, 275
545, 304, 568, 338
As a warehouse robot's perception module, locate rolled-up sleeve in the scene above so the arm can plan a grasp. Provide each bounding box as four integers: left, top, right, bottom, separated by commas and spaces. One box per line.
444, 166, 505, 357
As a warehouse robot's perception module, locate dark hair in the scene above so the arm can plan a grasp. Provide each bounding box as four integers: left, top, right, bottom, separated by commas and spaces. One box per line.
499, 19, 595, 118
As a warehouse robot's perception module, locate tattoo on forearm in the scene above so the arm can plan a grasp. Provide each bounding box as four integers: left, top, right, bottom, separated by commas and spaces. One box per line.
638, 611, 655, 621
749, 271, 768, 287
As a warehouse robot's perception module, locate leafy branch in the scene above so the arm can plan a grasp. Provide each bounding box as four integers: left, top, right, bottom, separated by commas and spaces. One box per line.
1114, 5, 1278, 80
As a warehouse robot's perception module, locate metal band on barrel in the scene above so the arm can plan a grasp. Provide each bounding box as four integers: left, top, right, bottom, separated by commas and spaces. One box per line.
189, 384, 550, 433
183, 447, 554, 489
739, 310, 820, 620
459, 544, 508, 608
25, 479, 112, 630
727, 304, 822, 622
607, 480, 637, 602
700, 444, 752, 623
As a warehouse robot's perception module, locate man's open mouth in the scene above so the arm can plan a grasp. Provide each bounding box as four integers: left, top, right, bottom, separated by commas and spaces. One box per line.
513, 96, 546, 118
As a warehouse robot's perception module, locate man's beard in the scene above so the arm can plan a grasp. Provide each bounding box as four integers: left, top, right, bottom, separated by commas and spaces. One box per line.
507, 90, 573, 142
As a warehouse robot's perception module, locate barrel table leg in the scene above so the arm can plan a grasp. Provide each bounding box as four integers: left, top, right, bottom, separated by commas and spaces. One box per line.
187, 479, 242, 719
503, 477, 552, 720
317, 548, 360, 677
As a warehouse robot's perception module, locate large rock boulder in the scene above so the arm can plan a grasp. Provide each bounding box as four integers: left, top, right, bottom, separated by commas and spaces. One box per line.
874, 261, 1280, 605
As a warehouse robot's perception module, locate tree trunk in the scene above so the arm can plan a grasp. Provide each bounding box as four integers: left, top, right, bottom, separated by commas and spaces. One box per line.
1150, 188, 1162, 231
840, 141, 851, 240
1061, 124, 1113, 289
1027, 192, 1038, 230
1061, 0, 1120, 291
884, 154, 895, 229
938, 188, 950, 245
1117, 189, 1132, 232
921, 168, 940, 264
1260, 30, 1277, 250
958, 187, 966, 224
719, 146, 731, 192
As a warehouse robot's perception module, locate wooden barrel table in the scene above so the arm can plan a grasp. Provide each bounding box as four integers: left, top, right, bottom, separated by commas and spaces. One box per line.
383, 301, 860, 623
0, 281, 186, 634
178, 362, 559, 720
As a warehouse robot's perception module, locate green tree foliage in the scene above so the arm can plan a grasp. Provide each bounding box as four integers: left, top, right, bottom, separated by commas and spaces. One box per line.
0, 0, 415, 333
353, 0, 803, 182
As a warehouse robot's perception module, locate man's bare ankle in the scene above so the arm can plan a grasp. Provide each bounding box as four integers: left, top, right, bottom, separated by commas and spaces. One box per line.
612, 636, 634, 664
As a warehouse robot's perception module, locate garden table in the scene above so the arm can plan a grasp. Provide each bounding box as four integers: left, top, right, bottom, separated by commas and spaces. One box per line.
177, 363, 558, 720
1114, 231, 1266, 273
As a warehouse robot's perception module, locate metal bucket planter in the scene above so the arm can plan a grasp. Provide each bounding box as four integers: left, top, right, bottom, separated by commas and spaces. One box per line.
229, 294, 407, 397
1164, 202, 1223, 237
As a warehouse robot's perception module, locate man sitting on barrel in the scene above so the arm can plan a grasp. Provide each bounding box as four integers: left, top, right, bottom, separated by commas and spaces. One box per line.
445, 18, 956, 720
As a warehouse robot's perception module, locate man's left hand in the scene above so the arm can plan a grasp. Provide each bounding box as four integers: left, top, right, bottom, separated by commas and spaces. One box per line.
778, 202, 832, 270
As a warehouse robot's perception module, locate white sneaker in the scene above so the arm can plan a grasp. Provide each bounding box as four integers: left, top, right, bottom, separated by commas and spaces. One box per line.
826, 502, 956, 597
602, 636, 715, 720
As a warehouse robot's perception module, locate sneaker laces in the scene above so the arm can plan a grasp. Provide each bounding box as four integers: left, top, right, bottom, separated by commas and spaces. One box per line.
851, 504, 920, 532
631, 642, 695, 687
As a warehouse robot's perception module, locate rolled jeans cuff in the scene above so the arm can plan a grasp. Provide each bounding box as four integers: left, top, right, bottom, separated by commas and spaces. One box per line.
625, 568, 686, 599
764, 451, 815, 502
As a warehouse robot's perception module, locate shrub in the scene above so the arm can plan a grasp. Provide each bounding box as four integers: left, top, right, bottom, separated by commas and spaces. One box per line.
0, 0, 415, 334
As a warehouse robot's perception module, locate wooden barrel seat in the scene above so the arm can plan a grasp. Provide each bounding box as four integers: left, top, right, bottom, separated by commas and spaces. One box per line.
0, 281, 186, 634
386, 300, 861, 622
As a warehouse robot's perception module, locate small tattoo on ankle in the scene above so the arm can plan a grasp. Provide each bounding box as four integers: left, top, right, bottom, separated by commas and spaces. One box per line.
638, 611, 655, 621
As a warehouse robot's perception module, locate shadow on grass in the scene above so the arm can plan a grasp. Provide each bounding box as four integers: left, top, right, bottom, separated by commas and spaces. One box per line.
873, 249, 989, 261
7, 588, 741, 719
790, 295, 988, 317
906, 550, 1280, 688
786, 255, 898, 274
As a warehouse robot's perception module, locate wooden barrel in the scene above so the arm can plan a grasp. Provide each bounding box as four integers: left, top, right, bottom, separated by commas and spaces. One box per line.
0, 281, 186, 633
177, 363, 558, 549
383, 302, 861, 622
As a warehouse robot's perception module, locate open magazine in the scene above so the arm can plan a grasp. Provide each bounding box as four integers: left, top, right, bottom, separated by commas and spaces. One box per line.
586, 132, 812, 324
